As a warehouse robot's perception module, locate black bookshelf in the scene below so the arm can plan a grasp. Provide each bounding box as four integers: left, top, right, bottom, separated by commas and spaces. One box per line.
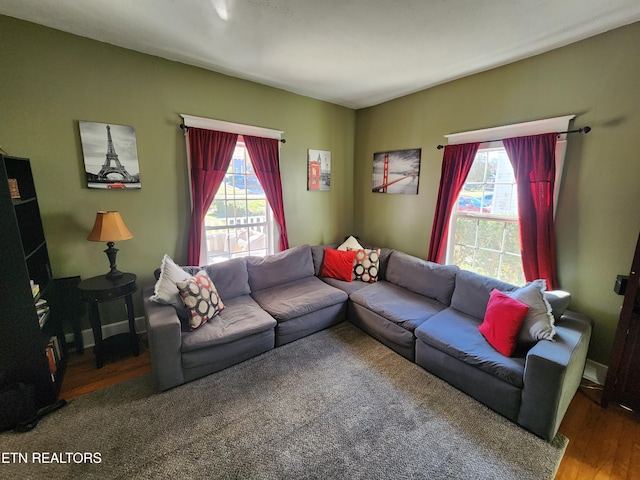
0, 154, 66, 411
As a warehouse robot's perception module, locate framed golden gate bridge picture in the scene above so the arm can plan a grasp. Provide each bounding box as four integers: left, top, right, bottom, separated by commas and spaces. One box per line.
372, 148, 421, 195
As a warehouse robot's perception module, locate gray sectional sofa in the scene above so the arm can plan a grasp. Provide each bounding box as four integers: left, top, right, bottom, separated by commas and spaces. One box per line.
143, 242, 592, 441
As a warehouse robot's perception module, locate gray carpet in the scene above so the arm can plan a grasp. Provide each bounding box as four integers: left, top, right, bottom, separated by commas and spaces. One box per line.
0, 322, 567, 479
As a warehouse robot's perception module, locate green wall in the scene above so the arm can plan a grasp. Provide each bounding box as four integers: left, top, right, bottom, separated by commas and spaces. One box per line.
355, 21, 640, 365
0, 16, 355, 321
2, 14, 639, 365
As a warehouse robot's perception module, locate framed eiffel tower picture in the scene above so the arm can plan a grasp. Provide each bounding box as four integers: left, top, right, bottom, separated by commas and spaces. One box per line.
79, 121, 141, 189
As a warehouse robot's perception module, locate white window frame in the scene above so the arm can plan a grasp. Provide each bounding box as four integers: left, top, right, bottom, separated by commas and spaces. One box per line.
444, 115, 575, 278
181, 114, 284, 265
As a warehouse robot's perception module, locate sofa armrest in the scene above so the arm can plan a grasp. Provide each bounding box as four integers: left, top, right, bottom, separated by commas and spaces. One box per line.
518, 310, 592, 440
143, 285, 184, 391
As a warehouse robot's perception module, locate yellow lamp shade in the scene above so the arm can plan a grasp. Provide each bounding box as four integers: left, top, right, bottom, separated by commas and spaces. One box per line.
87, 211, 133, 242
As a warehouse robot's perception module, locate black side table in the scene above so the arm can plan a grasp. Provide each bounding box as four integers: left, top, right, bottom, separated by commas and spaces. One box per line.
78, 273, 139, 368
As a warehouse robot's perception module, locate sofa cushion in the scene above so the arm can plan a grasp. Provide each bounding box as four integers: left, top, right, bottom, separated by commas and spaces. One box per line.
386, 251, 459, 305
349, 281, 447, 333
180, 257, 251, 301
251, 276, 348, 321
246, 244, 315, 292
415, 308, 526, 388
478, 289, 530, 356
508, 279, 556, 344
450, 269, 518, 320
544, 290, 571, 321
321, 248, 357, 282
320, 276, 371, 295
311, 243, 339, 276
180, 295, 276, 352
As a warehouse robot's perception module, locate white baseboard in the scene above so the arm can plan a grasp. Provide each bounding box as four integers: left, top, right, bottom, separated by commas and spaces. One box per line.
65, 316, 147, 349
583, 359, 608, 385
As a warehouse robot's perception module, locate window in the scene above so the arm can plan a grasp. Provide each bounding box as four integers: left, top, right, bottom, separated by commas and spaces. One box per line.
181, 114, 283, 265
203, 137, 273, 264
442, 115, 574, 284
447, 147, 525, 285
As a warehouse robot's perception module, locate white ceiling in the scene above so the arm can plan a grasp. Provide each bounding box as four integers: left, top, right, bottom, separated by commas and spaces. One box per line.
2, 0, 640, 109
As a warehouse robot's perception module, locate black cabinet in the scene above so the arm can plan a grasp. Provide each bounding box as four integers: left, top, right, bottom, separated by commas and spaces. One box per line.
603, 230, 640, 411
0, 154, 66, 410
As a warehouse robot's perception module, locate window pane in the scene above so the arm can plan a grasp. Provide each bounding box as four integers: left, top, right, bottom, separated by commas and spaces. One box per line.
214, 179, 228, 197
490, 152, 517, 217
452, 245, 475, 271
228, 199, 247, 219
465, 151, 487, 184
245, 174, 264, 196
247, 228, 267, 252
447, 146, 525, 283
207, 199, 227, 222
248, 199, 267, 218
455, 217, 477, 245
474, 249, 500, 278
504, 222, 521, 254
501, 253, 526, 285
477, 219, 504, 251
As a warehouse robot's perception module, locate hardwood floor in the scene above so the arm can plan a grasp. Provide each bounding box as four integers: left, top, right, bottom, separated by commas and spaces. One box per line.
555, 383, 640, 480
60, 344, 639, 479
59, 337, 152, 401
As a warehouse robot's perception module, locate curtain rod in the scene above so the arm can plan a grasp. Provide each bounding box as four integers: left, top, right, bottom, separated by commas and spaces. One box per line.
179, 123, 287, 143
435, 126, 591, 150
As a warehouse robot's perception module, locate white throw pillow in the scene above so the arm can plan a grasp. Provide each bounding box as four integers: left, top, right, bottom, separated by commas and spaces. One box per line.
337, 235, 364, 251
508, 279, 556, 344
150, 254, 190, 308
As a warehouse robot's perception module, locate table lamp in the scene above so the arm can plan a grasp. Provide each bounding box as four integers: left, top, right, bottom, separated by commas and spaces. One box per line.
87, 211, 133, 280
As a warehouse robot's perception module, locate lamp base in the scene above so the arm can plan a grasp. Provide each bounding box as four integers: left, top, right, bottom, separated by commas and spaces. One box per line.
105, 268, 123, 280
104, 242, 123, 280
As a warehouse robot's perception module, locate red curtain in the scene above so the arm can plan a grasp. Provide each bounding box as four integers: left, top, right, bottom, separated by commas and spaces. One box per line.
503, 133, 558, 289
427, 143, 479, 263
186, 128, 238, 264
244, 135, 290, 251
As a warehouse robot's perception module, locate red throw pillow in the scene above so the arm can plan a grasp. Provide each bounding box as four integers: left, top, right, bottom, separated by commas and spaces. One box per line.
478, 289, 530, 357
321, 248, 357, 282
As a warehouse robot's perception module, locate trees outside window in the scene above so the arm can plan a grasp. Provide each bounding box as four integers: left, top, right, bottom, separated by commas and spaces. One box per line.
447, 147, 526, 285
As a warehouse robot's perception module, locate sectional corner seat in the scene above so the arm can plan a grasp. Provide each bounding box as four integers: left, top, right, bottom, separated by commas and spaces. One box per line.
143, 242, 593, 442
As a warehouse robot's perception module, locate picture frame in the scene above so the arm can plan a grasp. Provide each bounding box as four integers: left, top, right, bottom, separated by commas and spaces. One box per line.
307, 149, 331, 191
372, 148, 421, 195
79, 121, 141, 189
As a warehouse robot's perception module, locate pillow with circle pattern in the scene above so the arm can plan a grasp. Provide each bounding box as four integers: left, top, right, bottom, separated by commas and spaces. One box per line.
176, 270, 225, 330
350, 248, 381, 283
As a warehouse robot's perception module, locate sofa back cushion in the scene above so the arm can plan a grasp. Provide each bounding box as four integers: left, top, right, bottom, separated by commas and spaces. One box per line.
385, 251, 459, 305
450, 269, 518, 320
246, 244, 315, 292
181, 257, 251, 301
311, 243, 339, 276
544, 290, 571, 321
